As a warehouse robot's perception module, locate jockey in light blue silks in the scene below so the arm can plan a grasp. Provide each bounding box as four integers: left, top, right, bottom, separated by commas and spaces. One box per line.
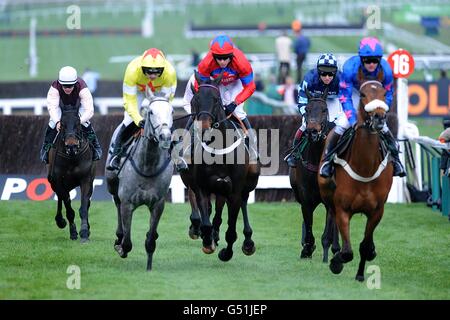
319, 37, 406, 178
285, 53, 344, 167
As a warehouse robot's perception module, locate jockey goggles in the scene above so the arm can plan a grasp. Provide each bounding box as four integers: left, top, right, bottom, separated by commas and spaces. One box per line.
361, 57, 381, 65
319, 71, 336, 77
213, 53, 233, 61
142, 67, 164, 76
62, 84, 75, 88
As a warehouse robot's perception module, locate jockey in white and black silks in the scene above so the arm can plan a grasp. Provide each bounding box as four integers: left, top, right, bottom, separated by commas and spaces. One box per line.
285, 53, 344, 168
40, 66, 102, 164
319, 37, 406, 178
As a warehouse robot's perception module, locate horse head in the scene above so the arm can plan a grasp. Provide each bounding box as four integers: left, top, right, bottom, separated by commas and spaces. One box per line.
358, 80, 388, 133
60, 106, 82, 157
304, 87, 329, 142
144, 88, 173, 150
192, 70, 224, 132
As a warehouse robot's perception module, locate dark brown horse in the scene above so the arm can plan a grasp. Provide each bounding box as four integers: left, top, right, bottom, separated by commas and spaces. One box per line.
48, 105, 96, 243
318, 79, 393, 281
289, 88, 340, 262
180, 71, 260, 261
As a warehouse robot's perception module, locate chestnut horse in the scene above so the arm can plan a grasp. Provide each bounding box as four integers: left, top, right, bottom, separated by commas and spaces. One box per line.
318, 79, 394, 281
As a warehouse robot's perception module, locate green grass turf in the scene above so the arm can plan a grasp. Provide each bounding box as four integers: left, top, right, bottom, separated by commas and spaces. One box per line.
0, 201, 448, 299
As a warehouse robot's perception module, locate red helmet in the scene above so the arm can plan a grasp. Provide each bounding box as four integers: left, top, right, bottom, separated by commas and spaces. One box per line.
209, 35, 234, 56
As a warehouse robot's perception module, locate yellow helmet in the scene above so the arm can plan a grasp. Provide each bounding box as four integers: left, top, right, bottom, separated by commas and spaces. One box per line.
141, 48, 166, 75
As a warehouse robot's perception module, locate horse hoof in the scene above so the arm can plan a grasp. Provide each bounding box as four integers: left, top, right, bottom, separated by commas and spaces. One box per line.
80, 238, 90, 244
202, 246, 215, 254
188, 226, 200, 240
300, 244, 316, 259
367, 250, 377, 262
329, 257, 344, 274
355, 274, 365, 282
70, 234, 78, 240
242, 243, 256, 256
218, 248, 233, 262
114, 245, 128, 258
55, 218, 67, 229
79, 230, 90, 239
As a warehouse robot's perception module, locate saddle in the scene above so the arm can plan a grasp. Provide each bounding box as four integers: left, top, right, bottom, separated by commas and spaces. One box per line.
327, 127, 390, 163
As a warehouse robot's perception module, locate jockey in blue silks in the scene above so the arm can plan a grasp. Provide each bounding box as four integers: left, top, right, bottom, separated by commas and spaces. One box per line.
319, 37, 406, 178
285, 53, 344, 168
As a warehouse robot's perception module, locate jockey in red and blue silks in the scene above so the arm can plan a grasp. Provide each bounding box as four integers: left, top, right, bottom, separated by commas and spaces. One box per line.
197, 35, 256, 121
174, 35, 257, 172
319, 37, 406, 178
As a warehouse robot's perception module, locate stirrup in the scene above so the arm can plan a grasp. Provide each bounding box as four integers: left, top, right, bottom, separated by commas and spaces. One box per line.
106, 155, 120, 170
319, 161, 333, 178
175, 159, 188, 172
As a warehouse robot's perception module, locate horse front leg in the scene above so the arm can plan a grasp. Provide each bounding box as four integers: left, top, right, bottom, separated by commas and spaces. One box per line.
188, 188, 201, 240
213, 195, 225, 246
330, 207, 353, 275
240, 193, 255, 256
321, 205, 340, 263
195, 189, 214, 254
218, 195, 240, 262
115, 202, 134, 258
145, 198, 164, 271
300, 202, 317, 259
356, 208, 383, 282
54, 197, 67, 229
113, 195, 123, 247
60, 190, 77, 240
78, 179, 93, 243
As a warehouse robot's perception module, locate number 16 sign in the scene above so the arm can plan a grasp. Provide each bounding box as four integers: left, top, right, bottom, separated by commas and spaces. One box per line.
387, 49, 415, 79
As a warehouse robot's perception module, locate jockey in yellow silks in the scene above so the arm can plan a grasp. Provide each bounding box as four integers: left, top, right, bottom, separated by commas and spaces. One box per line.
107, 48, 177, 170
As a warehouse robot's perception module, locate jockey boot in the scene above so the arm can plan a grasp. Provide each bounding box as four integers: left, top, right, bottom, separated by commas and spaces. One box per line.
241, 117, 258, 162
82, 124, 102, 161
319, 130, 341, 178
40, 126, 58, 164
382, 130, 406, 177
285, 128, 303, 168
173, 118, 194, 172
106, 124, 127, 171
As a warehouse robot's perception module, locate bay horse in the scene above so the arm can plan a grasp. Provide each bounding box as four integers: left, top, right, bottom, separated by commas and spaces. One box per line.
48, 104, 96, 243
180, 71, 260, 261
105, 91, 173, 271
289, 87, 340, 262
318, 79, 393, 281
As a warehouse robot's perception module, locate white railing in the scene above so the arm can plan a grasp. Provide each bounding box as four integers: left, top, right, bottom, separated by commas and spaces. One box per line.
0, 97, 184, 115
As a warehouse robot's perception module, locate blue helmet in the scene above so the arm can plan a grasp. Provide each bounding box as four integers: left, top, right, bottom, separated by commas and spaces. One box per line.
317, 53, 338, 72
358, 37, 383, 57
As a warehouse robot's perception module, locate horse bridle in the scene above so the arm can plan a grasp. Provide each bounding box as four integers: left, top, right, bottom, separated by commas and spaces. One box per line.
358, 80, 386, 132
303, 97, 330, 140
142, 98, 171, 143
194, 84, 226, 128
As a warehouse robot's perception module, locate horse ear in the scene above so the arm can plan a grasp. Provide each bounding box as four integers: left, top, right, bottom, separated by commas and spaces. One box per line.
214, 70, 224, 86
377, 68, 384, 83
321, 85, 329, 100
357, 68, 364, 86
146, 86, 155, 100
305, 88, 312, 100
194, 70, 202, 85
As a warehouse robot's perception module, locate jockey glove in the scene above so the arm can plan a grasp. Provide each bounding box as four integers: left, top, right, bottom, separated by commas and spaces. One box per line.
139, 120, 145, 128
224, 102, 237, 116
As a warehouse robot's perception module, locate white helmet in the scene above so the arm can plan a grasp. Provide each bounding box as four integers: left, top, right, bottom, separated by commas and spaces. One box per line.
58, 66, 78, 85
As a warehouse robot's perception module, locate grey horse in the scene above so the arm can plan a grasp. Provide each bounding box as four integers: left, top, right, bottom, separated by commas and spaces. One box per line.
105, 91, 173, 271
